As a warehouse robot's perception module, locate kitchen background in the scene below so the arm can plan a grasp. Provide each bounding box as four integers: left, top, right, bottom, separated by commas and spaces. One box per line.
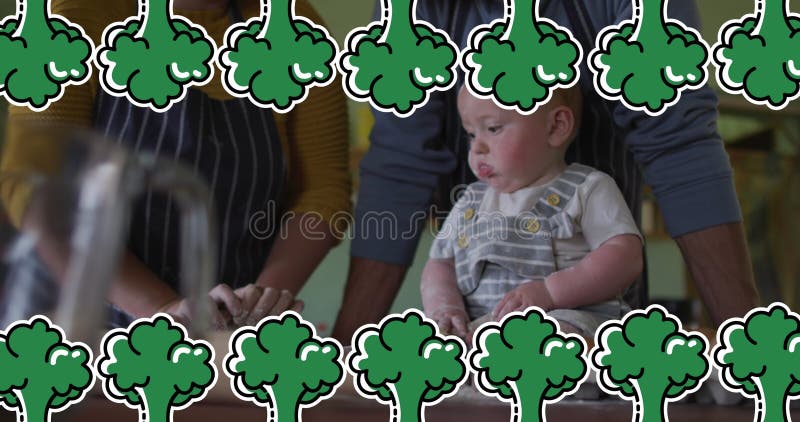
0, 0, 796, 333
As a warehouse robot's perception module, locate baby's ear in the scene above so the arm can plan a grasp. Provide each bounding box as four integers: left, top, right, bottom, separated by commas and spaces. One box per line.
547, 106, 575, 148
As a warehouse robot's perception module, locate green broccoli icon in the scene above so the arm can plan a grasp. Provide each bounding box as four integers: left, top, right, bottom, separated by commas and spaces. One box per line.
589, 0, 709, 116
713, 0, 800, 110
347, 309, 467, 422
219, 0, 338, 113
0, 317, 94, 422
97, 0, 216, 112
461, 0, 582, 114
470, 309, 587, 422
713, 303, 800, 422
96, 314, 217, 422
591, 305, 710, 422
224, 311, 344, 422
0, 0, 94, 111
339, 0, 459, 117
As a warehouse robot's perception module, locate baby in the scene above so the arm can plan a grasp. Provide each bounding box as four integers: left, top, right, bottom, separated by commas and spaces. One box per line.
421, 86, 643, 340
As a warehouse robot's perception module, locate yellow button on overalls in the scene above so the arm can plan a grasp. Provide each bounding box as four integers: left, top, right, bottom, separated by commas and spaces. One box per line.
546, 193, 561, 206
464, 207, 475, 221
525, 219, 541, 233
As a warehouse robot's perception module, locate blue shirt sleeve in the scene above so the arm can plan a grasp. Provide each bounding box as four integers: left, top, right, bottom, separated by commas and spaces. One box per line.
350, 1, 458, 265
598, 0, 743, 236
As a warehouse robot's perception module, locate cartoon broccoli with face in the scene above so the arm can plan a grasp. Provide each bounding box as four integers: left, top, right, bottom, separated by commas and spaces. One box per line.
713, 0, 800, 110
97, 0, 216, 112
714, 303, 800, 422
470, 309, 588, 422
589, 0, 709, 116
461, 0, 582, 114
591, 305, 710, 422
0, 0, 94, 111
96, 314, 217, 422
339, 0, 459, 117
348, 310, 467, 422
0, 317, 94, 422
219, 0, 338, 112
225, 312, 344, 422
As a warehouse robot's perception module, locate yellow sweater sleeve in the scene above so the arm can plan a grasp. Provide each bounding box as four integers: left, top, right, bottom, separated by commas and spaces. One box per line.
2, 0, 352, 234
1, 0, 104, 225
277, 1, 352, 236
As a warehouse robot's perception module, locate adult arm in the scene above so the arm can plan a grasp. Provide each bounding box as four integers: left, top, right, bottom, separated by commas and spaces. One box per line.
255, 0, 351, 301
334, 1, 460, 340
601, 0, 759, 323
253, 217, 338, 295
675, 223, 758, 325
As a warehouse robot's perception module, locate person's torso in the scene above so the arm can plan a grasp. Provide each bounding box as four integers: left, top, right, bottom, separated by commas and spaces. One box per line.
90, 1, 287, 317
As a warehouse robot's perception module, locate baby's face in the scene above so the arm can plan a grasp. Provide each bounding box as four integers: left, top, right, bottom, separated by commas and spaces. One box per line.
458, 89, 563, 193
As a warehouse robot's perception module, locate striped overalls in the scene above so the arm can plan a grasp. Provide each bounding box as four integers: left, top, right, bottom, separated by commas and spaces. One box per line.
454, 164, 594, 319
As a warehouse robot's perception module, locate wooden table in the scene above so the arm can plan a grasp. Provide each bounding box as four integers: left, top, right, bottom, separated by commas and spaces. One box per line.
0, 394, 789, 422
1, 329, 789, 422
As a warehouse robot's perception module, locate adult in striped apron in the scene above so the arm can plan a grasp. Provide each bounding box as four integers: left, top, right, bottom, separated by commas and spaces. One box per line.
93, 3, 285, 327
95, 89, 285, 327
3, 0, 357, 330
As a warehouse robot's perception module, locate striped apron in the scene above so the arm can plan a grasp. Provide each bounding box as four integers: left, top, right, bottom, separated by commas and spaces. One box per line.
93, 1, 286, 326
1, 90, 286, 328
92, 2, 285, 326
94, 89, 285, 327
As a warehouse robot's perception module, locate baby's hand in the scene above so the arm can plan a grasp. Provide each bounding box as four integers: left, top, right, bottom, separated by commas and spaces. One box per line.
493, 280, 555, 319
429, 306, 470, 341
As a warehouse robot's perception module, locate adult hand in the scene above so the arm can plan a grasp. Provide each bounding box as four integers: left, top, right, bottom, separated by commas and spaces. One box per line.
158, 285, 237, 330
209, 284, 245, 326
158, 284, 304, 329
237, 284, 304, 327
493, 280, 555, 320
